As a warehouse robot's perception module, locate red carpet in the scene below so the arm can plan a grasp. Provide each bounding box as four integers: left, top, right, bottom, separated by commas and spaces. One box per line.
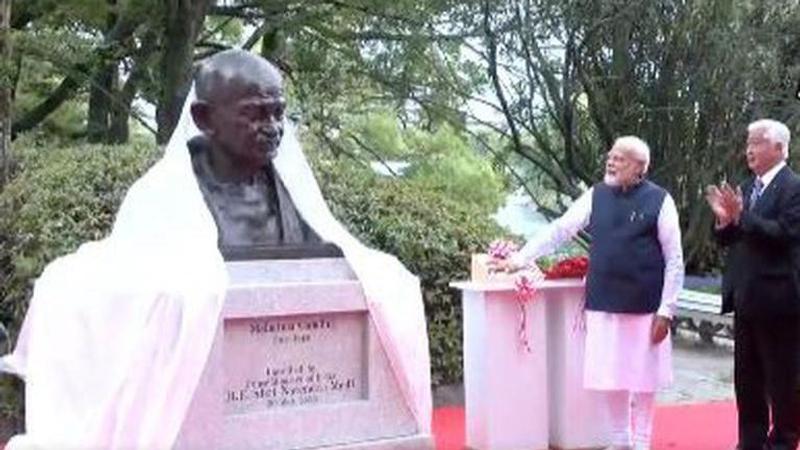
433, 401, 738, 450
0, 402, 737, 449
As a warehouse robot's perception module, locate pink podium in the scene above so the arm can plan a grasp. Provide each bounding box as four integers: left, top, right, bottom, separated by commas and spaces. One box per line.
451, 279, 611, 450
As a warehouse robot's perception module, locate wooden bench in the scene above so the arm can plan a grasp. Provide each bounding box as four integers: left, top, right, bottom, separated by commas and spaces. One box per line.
674, 289, 732, 343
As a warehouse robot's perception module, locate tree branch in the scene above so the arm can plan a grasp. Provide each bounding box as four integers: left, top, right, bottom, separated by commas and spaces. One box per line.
346, 131, 400, 177
242, 20, 271, 50
11, 71, 83, 137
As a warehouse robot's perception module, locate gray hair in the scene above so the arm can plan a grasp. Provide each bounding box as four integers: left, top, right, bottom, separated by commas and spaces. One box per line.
612, 136, 651, 174
748, 119, 791, 159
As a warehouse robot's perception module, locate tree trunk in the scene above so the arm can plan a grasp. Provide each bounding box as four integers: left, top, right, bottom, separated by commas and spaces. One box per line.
87, 64, 116, 143
260, 27, 286, 66
109, 29, 159, 144
0, 0, 11, 185
108, 67, 141, 144
108, 76, 133, 144
87, 0, 119, 143
157, 0, 211, 144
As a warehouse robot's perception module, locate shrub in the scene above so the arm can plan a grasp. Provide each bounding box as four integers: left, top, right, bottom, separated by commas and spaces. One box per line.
0, 137, 160, 426
313, 155, 503, 385
0, 134, 502, 432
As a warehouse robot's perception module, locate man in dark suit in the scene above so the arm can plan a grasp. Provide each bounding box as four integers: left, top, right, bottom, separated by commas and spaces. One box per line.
707, 119, 800, 450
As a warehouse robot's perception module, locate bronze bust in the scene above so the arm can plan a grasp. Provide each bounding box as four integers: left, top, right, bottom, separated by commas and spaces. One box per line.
189, 50, 340, 260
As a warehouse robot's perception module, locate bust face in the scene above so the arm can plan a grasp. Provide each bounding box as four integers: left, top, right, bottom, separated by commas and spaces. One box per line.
208, 76, 286, 170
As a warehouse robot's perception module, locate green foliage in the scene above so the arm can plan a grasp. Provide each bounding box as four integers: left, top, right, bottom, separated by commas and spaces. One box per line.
310, 149, 502, 385
473, 0, 800, 274
312, 110, 507, 213
0, 136, 159, 427
307, 116, 507, 382
203, 16, 245, 47
0, 136, 160, 331
0, 126, 500, 410
11, 24, 99, 139
350, 110, 409, 159
404, 124, 505, 212
283, 0, 485, 137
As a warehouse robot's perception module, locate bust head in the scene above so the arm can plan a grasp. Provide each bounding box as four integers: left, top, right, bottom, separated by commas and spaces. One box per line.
190, 50, 286, 180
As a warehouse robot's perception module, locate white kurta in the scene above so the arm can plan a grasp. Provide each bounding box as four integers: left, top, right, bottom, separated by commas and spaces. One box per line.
514, 185, 684, 392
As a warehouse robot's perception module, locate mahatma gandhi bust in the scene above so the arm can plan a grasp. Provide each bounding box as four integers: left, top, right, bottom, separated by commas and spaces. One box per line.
189, 50, 339, 260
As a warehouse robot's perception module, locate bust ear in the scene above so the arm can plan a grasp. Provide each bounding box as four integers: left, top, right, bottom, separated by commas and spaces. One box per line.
191, 101, 215, 136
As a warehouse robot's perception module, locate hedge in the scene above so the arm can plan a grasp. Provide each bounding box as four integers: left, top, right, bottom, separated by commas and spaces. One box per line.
0, 138, 503, 429
312, 156, 502, 385
0, 137, 161, 426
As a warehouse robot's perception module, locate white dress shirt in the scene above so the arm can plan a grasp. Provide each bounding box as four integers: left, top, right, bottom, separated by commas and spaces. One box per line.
757, 160, 786, 193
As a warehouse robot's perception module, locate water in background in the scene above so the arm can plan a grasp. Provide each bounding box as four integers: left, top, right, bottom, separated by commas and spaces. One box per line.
492, 189, 548, 239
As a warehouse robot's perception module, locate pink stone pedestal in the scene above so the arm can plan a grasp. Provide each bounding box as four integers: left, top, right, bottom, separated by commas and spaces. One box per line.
452, 281, 549, 450
176, 258, 432, 450
543, 280, 611, 450
452, 279, 612, 450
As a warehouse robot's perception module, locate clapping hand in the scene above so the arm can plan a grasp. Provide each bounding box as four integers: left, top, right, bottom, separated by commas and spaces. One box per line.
705, 185, 729, 224
721, 183, 743, 222
705, 182, 743, 227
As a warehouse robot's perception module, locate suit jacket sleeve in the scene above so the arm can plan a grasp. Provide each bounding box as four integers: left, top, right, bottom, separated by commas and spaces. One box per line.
713, 221, 740, 247
738, 178, 800, 244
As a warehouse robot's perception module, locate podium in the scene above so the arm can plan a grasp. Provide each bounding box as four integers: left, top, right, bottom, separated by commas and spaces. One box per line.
177, 258, 432, 449
451, 279, 612, 450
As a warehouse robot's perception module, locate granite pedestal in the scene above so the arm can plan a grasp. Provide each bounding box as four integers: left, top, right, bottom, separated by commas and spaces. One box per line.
452, 281, 550, 450
177, 258, 432, 449
452, 279, 612, 450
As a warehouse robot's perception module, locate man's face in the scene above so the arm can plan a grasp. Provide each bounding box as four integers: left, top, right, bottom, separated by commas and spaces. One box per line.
604, 146, 644, 187
208, 77, 286, 169
746, 128, 782, 176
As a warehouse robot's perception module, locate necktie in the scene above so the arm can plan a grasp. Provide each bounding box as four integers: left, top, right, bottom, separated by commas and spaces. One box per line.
749, 178, 764, 210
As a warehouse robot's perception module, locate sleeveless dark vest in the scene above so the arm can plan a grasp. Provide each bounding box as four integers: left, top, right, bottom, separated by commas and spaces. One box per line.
585, 180, 666, 313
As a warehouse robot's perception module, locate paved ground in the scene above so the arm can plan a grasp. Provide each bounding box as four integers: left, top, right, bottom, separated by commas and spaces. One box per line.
434, 328, 735, 407
659, 330, 734, 404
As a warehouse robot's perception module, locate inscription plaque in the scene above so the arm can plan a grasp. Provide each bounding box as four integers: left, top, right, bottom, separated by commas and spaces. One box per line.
224, 312, 367, 415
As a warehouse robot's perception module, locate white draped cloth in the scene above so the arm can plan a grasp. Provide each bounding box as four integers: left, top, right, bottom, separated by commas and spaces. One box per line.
0, 86, 432, 448
514, 186, 684, 392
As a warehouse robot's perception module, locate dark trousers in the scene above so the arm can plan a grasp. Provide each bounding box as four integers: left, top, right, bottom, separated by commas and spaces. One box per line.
735, 315, 800, 450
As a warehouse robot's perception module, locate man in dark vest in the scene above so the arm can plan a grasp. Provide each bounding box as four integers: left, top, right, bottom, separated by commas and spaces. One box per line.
494, 136, 684, 450
707, 119, 800, 450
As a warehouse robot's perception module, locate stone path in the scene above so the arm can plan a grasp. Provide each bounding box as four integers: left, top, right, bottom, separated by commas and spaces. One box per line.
658, 330, 734, 404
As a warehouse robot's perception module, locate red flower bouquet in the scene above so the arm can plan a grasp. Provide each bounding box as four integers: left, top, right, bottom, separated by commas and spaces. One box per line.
543, 256, 589, 279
